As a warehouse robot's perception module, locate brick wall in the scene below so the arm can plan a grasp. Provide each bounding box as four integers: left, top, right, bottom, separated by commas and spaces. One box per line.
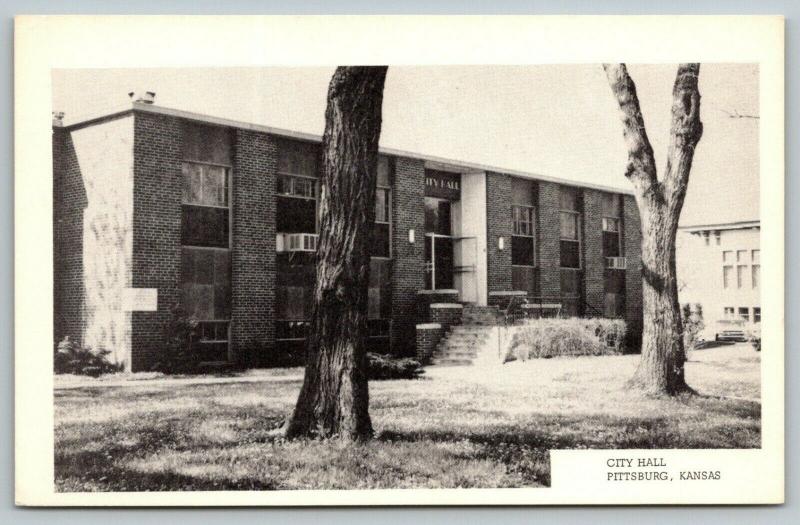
623, 195, 643, 350
52, 128, 86, 349
231, 129, 277, 365
130, 111, 183, 371
485, 172, 513, 293
583, 189, 606, 314
415, 323, 443, 363
415, 290, 459, 323
429, 303, 463, 332
391, 156, 426, 356
537, 181, 561, 298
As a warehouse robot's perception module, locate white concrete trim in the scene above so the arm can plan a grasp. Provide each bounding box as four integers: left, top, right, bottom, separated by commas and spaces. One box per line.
489, 290, 529, 296
679, 220, 760, 232
416, 323, 442, 330
416, 289, 459, 295
429, 303, 464, 309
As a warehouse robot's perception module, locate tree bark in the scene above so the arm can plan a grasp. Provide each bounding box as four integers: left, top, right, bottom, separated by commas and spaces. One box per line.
285, 66, 388, 440
603, 63, 703, 395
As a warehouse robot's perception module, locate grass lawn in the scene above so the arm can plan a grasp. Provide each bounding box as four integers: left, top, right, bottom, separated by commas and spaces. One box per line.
54, 344, 760, 491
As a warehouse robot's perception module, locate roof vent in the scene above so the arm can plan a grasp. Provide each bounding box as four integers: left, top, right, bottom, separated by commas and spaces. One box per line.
52, 111, 65, 126
129, 91, 156, 104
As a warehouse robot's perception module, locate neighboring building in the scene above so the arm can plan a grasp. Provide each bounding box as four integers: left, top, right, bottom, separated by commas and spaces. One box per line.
53, 95, 643, 371
677, 220, 761, 341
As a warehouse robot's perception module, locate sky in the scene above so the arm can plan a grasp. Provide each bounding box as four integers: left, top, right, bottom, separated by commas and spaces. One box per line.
53, 64, 759, 226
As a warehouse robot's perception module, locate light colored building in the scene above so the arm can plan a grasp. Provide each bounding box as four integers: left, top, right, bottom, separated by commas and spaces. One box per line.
676, 220, 761, 341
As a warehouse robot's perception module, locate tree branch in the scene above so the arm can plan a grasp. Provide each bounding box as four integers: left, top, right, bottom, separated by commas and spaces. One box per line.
602, 63, 659, 199
663, 63, 703, 220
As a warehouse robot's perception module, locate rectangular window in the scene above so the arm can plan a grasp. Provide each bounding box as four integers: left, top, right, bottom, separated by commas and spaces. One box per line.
723, 250, 734, 263
276, 174, 318, 234
714, 231, 721, 245
183, 163, 229, 207
601, 194, 622, 259
512, 205, 536, 266
181, 247, 231, 321
737, 264, 747, 289
277, 174, 317, 199
738, 307, 749, 322
703, 232, 710, 246
560, 269, 582, 317
371, 187, 391, 258
724, 307, 735, 319
752, 249, 760, 264
752, 263, 760, 289
737, 249, 748, 263
181, 163, 230, 248
723, 265, 733, 289
753, 307, 761, 323
559, 187, 581, 269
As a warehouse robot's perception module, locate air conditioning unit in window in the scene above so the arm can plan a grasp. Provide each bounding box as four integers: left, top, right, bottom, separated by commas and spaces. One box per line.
606, 256, 627, 270
276, 233, 318, 253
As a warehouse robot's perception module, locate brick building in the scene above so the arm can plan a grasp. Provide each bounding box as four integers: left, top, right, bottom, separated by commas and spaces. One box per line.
53, 96, 643, 371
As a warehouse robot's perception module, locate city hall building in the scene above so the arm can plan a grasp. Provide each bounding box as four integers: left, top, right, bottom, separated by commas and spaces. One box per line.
53, 95, 643, 371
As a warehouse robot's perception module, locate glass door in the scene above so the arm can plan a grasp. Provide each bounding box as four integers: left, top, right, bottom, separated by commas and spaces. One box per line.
424, 197, 454, 290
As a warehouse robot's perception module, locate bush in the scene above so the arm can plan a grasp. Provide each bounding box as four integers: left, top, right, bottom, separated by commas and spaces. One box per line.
367, 352, 424, 380
54, 337, 122, 377
681, 303, 705, 350
149, 305, 199, 373
508, 318, 627, 361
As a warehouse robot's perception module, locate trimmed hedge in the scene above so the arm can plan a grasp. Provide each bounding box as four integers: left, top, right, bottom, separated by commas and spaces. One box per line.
508, 318, 627, 361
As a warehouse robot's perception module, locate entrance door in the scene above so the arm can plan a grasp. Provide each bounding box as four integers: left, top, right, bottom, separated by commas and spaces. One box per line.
424, 197, 454, 290
425, 235, 454, 290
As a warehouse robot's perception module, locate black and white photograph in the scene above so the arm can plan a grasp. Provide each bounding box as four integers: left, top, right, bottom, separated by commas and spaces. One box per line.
14, 15, 784, 506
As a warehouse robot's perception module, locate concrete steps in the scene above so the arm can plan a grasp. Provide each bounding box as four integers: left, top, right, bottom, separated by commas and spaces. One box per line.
431, 307, 502, 366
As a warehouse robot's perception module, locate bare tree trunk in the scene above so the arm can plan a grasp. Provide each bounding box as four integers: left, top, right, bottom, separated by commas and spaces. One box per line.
603, 63, 703, 395
285, 66, 388, 440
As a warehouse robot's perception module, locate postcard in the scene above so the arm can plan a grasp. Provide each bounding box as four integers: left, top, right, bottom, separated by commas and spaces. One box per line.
14, 15, 784, 505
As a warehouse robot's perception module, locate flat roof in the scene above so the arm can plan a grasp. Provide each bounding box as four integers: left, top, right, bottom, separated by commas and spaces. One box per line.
55, 101, 635, 196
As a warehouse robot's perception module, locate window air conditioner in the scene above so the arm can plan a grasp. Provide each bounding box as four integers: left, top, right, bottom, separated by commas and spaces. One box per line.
606, 256, 627, 270
276, 233, 318, 253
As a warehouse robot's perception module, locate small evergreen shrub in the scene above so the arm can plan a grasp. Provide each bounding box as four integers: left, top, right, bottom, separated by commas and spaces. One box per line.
508, 318, 627, 361
54, 337, 122, 377
149, 305, 199, 373
367, 352, 425, 380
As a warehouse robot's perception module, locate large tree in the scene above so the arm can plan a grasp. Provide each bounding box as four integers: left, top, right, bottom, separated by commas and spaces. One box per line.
603, 64, 703, 395
285, 66, 389, 440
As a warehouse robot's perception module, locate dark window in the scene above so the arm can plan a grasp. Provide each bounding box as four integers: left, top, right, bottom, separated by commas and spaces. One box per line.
277, 196, 317, 234
275, 254, 316, 322
182, 163, 230, 247
371, 223, 391, 258
425, 197, 452, 235
560, 239, 581, 269
512, 236, 535, 267
368, 258, 392, 320
560, 269, 582, 317
182, 205, 229, 247
371, 187, 391, 258
559, 187, 582, 269
181, 247, 231, 320
601, 193, 623, 259
512, 205, 535, 266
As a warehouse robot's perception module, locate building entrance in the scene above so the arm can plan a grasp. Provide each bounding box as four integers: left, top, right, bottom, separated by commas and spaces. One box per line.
424, 196, 454, 290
